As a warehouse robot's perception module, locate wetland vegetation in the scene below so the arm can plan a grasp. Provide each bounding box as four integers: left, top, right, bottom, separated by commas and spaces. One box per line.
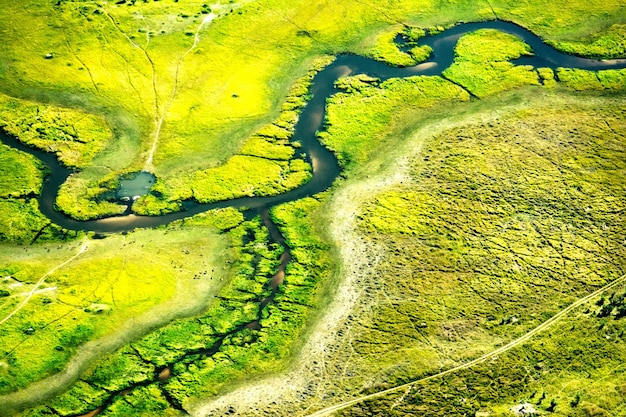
341, 98, 626, 416
0, 0, 625, 416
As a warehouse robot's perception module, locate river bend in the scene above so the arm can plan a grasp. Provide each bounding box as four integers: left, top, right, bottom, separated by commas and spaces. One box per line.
2, 20, 625, 233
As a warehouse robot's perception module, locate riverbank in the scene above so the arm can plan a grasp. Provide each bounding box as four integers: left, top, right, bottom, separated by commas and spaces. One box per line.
0, 2, 625, 415
190, 89, 626, 417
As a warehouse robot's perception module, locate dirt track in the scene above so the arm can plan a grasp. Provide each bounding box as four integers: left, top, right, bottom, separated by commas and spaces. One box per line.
304, 272, 626, 416
0, 242, 88, 326
190, 96, 622, 416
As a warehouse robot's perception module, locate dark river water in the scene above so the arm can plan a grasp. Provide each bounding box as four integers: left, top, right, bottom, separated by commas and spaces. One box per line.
1, 20, 625, 233
1, 19, 625, 417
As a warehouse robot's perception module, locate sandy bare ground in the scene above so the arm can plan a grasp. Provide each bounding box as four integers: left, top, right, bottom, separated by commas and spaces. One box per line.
190, 94, 619, 416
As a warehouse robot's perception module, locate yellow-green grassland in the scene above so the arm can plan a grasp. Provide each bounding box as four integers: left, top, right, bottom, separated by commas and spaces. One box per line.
0, 0, 624, 416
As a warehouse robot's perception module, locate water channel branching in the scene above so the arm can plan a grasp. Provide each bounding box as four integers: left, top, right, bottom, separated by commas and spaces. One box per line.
1, 19, 626, 417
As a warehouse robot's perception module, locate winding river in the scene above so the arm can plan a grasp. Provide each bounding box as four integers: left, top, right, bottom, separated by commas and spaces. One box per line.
1, 19, 626, 416
1, 20, 625, 234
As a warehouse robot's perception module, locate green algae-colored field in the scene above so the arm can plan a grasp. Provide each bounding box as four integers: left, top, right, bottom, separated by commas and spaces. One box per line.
343, 98, 626, 416
0, 0, 625, 416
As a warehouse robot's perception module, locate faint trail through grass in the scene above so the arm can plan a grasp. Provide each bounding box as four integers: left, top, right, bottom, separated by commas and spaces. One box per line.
304, 273, 626, 417
102, 7, 160, 169
145, 12, 217, 170
0, 241, 88, 326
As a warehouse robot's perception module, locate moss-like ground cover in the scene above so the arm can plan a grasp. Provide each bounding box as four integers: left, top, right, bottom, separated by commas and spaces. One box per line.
5, 200, 333, 416
0, 142, 67, 244
320, 76, 471, 169
178, 85, 625, 416
0, 145, 44, 199
349, 101, 625, 401
0, 0, 625, 416
130, 58, 335, 215
367, 26, 433, 67
0, 94, 112, 168
181, 27, 624, 413
442, 29, 539, 97
490, 0, 626, 58
270, 26, 624, 410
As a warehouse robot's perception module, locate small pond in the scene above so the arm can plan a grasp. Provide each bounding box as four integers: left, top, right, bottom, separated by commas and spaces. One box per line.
117, 171, 156, 200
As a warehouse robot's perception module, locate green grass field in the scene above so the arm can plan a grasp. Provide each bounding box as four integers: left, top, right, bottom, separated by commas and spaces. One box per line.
0, 223, 231, 396
342, 98, 626, 415
0, 0, 625, 416
0, 0, 624, 220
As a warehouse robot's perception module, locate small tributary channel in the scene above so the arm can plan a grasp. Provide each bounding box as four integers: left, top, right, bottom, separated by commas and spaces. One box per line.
1, 19, 625, 416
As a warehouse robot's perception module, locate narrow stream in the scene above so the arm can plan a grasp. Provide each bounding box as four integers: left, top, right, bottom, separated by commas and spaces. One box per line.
1, 21, 624, 234
70, 207, 289, 416
1, 19, 626, 416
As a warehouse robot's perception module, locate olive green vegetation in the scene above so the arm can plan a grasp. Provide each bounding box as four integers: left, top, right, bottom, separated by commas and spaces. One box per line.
131, 58, 336, 215
339, 309, 626, 417
552, 23, 626, 58
0, 200, 66, 244
442, 29, 540, 97
55, 56, 332, 219
319, 76, 470, 169
369, 26, 433, 67
55, 173, 128, 220
557, 67, 626, 91
327, 100, 626, 416
0, 145, 44, 199
0, 94, 112, 168
489, 1, 626, 59
0, 0, 624, 415
0, 220, 231, 396
289, 30, 624, 411
40, 69, 625, 416
0, 144, 68, 244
